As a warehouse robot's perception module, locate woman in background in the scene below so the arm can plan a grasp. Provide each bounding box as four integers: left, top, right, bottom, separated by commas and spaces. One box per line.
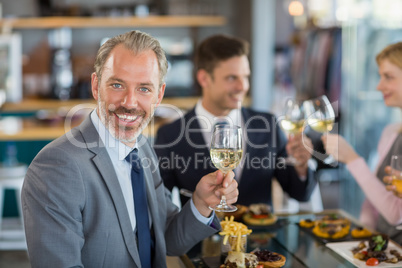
323, 42, 402, 244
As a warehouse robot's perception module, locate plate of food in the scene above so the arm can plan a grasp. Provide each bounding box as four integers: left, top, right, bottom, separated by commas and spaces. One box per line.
242, 203, 277, 226
326, 234, 402, 267
219, 250, 287, 268
298, 214, 373, 243
252, 249, 287, 267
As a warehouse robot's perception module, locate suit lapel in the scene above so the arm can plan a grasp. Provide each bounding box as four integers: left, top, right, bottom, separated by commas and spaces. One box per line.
238, 108, 272, 188
186, 109, 210, 149
186, 109, 212, 163
79, 116, 141, 267
238, 108, 252, 187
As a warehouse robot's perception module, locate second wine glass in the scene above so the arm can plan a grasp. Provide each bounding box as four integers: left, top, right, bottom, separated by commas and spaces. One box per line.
304, 95, 336, 165
279, 98, 306, 165
209, 124, 243, 212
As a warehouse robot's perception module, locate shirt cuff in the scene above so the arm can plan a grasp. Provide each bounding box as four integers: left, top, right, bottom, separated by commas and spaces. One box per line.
190, 198, 215, 226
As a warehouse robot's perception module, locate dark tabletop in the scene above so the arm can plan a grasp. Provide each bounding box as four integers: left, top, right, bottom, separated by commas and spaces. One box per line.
185, 209, 390, 268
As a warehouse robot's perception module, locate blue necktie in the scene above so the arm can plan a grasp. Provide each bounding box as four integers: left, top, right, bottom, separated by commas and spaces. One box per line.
125, 149, 152, 268
213, 120, 229, 128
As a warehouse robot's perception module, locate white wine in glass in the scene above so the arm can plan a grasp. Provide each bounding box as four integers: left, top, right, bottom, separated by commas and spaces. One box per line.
279, 99, 306, 165
306, 118, 334, 133
304, 95, 335, 133
209, 125, 242, 212
210, 148, 243, 174
391, 155, 402, 194
304, 95, 336, 165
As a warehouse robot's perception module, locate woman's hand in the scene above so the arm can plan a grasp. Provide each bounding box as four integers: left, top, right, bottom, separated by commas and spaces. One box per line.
383, 165, 402, 198
322, 134, 360, 164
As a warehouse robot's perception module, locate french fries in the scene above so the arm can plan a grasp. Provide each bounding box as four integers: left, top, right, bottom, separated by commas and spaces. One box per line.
219, 216, 252, 252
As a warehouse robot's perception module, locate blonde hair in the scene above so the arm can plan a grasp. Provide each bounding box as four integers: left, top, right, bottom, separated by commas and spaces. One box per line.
376, 42, 402, 69
94, 30, 168, 88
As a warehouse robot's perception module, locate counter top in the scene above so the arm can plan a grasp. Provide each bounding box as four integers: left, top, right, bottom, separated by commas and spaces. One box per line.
0, 16, 226, 29
0, 115, 169, 141
1, 97, 201, 112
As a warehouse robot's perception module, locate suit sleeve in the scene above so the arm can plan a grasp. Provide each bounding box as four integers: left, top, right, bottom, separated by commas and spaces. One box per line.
143, 140, 217, 257
154, 126, 177, 191
164, 200, 220, 256
147, 147, 219, 256
274, 122, 317, 202
22, 146, 85, 268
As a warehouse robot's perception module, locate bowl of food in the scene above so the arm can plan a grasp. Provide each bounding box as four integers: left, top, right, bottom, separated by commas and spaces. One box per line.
220, 216, 252, 253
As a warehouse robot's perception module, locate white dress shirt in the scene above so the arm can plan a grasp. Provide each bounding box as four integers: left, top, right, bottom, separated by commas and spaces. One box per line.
195, 100, 246, 182
90, 110, 213, 229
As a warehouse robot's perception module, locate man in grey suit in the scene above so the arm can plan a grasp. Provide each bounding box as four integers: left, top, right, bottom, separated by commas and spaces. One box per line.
21, 30, 238, 268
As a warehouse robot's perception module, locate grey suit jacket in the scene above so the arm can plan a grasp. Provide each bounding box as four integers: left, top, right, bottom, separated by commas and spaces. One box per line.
22, 115, 220, 268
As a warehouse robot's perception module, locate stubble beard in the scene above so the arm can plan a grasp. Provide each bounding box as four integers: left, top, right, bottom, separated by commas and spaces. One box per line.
97, 98, 153, 143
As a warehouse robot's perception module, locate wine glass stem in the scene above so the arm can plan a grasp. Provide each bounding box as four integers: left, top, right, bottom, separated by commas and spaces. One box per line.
219, 195, 228, 205
220, 171, 229, 205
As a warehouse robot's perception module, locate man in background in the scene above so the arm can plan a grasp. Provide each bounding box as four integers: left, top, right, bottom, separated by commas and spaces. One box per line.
154, 34, 316, 207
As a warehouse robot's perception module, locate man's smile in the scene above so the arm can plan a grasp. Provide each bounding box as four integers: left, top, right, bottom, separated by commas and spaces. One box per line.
115, 113, 141, 123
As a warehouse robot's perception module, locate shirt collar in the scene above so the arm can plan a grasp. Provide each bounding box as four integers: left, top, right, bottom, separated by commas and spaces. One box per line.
90, 109, 137, 161
195, 99, 242, 128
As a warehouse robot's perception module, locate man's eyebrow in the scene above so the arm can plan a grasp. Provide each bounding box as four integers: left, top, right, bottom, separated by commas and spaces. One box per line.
106, 77, 125, 84
139, 82, 154, 86
104, 77, 155, 88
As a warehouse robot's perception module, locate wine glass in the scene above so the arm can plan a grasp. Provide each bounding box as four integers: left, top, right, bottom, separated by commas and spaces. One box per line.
391, 155, 402, 194
304, 95, 336, 165
209, 124, 243, 212
278, 98, 306, 165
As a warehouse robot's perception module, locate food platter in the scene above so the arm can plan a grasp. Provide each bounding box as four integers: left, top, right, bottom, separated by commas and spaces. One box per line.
297, 222, 359, 244
218, 203, 287, 230
297, 214, 372, 244
326, 241, 402, 268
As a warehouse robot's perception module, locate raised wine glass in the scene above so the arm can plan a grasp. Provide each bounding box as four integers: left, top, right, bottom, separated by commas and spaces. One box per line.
304, 95, 336, 165
391, 155, 402, 194
279, 98, 306, 165
209, 124, 243, 212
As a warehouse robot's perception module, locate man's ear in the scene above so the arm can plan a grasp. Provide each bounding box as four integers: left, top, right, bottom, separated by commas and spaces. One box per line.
91, 73, 99, 100
196, 69, 211, 89
156, 83, 166, 107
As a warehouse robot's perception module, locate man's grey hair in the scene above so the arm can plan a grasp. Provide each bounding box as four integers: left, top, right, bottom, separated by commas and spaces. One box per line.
94, 30, 168, 88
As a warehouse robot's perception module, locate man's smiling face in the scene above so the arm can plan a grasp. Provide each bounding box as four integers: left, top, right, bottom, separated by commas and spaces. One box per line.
91, 44, 165, 146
